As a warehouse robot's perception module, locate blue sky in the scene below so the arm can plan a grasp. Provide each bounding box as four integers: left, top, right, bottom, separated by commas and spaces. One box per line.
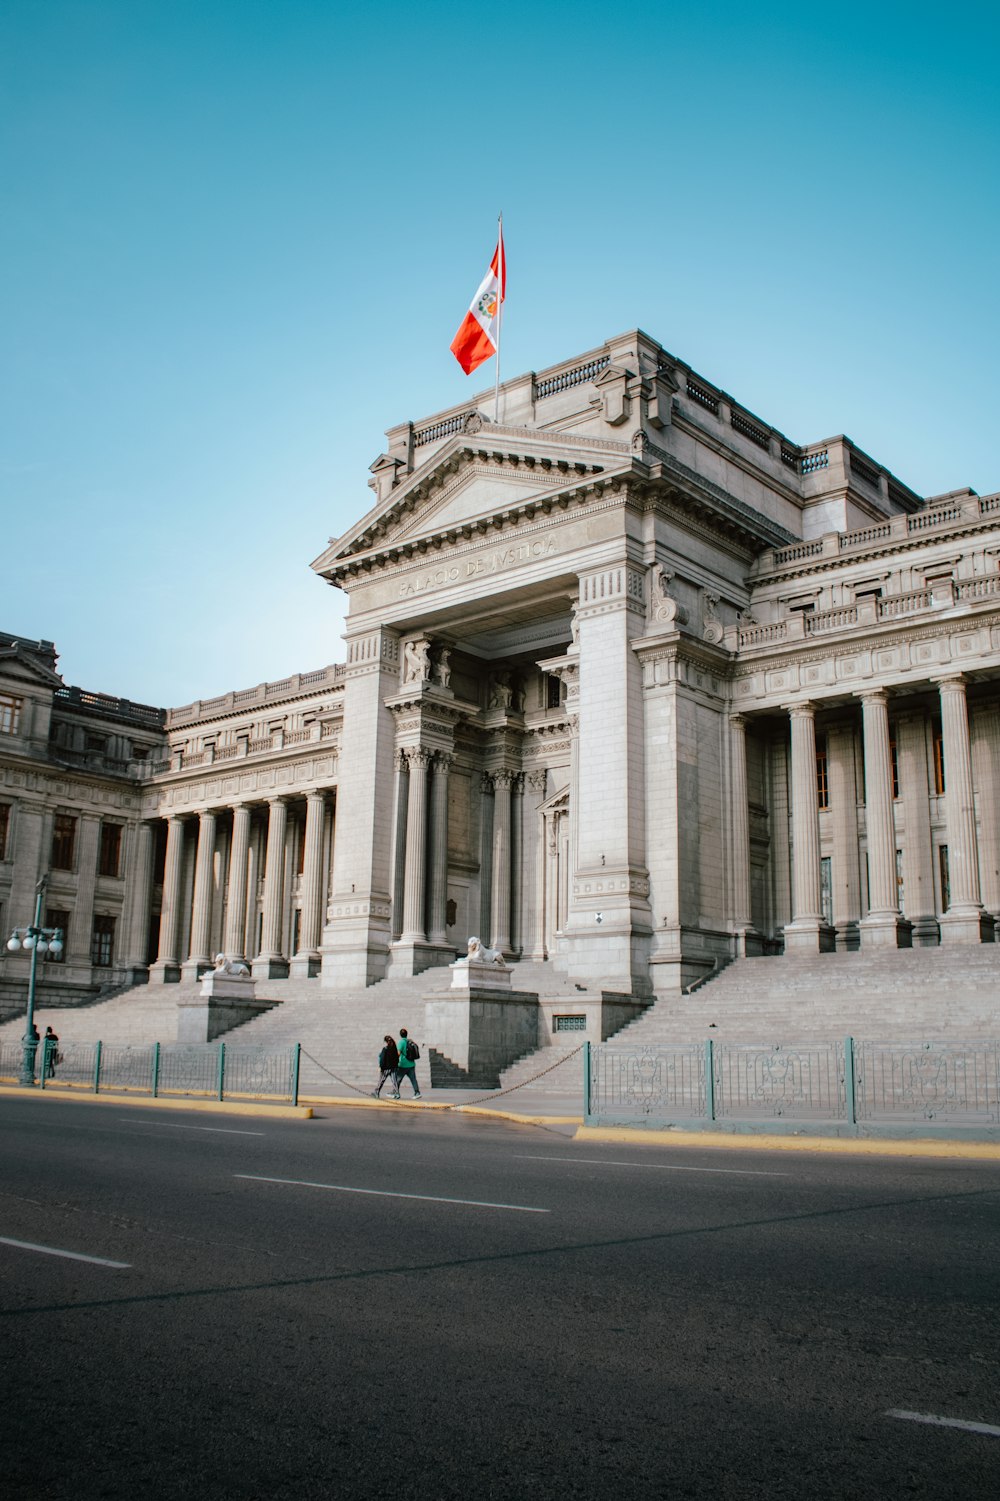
2, 0, 997, 707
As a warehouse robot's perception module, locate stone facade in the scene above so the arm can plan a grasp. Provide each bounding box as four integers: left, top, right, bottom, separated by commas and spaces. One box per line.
2, 329, 998, 1012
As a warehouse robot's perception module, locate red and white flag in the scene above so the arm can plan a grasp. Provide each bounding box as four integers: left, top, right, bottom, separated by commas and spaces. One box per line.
450, 228, 506, 375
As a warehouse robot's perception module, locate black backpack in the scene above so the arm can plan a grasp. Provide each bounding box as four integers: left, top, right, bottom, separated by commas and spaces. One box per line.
406, 1040, 420, 1061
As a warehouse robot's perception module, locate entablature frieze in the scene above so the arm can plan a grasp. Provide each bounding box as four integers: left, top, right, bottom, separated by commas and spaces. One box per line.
149, 757, 339, 816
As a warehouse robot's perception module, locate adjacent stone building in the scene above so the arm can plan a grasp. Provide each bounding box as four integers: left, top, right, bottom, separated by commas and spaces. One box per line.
2, 329, 998, 1013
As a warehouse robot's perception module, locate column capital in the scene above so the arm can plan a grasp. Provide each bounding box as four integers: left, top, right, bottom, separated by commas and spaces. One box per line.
857, 687, 890, 707
934, 673, 968, 697
785, 701, 817, 722
406, 748, 432, 771
492, 769, 516, 792
729, 712, 749, 732
526, 769, 548, 795
431, 752, 454, 774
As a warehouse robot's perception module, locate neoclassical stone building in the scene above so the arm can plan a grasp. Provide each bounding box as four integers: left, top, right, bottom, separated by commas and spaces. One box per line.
2, 329, 998, 1011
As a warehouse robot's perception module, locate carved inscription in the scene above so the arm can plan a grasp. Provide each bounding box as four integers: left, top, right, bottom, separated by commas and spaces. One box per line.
398, 534, 558, 597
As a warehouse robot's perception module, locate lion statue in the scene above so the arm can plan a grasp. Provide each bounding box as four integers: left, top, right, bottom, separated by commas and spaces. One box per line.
213, 952, 251, 977
464, 936, 507, 969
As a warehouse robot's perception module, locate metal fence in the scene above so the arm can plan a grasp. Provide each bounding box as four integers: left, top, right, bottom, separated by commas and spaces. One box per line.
586, 1037, 1000, 1138
0, 1040, 301, 1105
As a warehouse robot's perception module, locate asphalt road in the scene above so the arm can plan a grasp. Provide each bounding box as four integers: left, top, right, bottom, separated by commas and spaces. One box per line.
1, 1097, 998, 1501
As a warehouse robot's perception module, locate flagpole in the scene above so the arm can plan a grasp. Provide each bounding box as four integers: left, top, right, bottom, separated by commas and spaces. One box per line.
493, 211, 503, 424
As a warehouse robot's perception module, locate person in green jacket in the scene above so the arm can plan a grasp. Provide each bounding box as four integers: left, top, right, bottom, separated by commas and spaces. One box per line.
396, 1028, 422, 1098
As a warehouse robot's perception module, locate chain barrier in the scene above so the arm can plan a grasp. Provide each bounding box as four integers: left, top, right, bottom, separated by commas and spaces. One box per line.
301, 1043, 584, 1109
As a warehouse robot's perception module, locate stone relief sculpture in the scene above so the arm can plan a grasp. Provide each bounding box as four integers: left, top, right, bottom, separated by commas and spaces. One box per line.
487, 670, 512, 710
430, 644, 451, 689
402, 637, 431, 684
648, 564, 689, 626
702, 591, 725, 644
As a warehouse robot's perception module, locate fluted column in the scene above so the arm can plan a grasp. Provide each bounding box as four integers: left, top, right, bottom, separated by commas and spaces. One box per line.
123, 820, 154, 976
785, 703, 834, 954
859, 691, 910, 948
390, 750, 409, 941
827, 722, 862, 949
290, 792, 326, 977
254, 797, 289, 977
971, 704, 1000, 932
896, 711, 938, 945
523, 771, 548, 960
182, 811, 217, 979
426, 754, 452, 946
150, 815, 185, 982
937, 676, 989, 944
223, 804, 252, 962
490, 770, 514, 953
729, 715, 760, 954
400, 749, 430, 943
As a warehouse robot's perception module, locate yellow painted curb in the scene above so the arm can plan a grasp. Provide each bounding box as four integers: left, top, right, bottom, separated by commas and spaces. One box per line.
456, 1106, 583, 1126
299, 1094, 451, 1111
0, 1085, 312, 1120
575, 1125, 1000, 1160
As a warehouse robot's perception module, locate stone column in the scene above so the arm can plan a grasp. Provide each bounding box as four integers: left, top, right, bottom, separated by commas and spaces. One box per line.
223, 804, 252, 964
150, 815, 185, 982
66, 814, 101, 972
937, 676, 991, 944
729, 715, 760, 955
896, 711, 938, 945
390, 750, 409, 941
254, 798, 289, 978
290, 791, 327, 977
399, 749, 430, 944
182, 810, 217, 980
827, 722, 862, 950
523, 771, 548, 960
971, 703, 1000, 933
123, 820, 154, 979
784, 703, 834, 954
490, 769, 514, 954
478, 772, 494, 942
859, 691, 910, 948
426, 754, 452, 947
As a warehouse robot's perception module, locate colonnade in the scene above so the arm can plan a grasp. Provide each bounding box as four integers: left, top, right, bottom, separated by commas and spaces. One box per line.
146, 791, 334, 982
730, 675, 999, 952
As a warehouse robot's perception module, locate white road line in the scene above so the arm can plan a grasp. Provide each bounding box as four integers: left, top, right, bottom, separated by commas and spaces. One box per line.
122, 1119, 265, 1136
235, 1173, 550, 1213
887, 1409, 1000, 1438
0, 1236, 131, 1269
514, 1154, 787, 1178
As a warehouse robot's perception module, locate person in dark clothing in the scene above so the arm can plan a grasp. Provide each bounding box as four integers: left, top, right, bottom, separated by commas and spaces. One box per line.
396, 1028, 422, 1098
372, 1035, 400, 1098
43, 1025, 60, 1078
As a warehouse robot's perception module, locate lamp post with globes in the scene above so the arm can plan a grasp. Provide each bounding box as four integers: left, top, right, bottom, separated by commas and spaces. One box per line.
6, 875, 63, 1087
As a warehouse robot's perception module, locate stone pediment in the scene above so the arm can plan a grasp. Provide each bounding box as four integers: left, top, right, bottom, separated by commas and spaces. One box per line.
0, 643, 63, 691
314, 423, 630, 578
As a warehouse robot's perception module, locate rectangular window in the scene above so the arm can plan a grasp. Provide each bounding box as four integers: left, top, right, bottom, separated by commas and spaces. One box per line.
0, 802, 9, 861
295, 819, 306, 876
546, 674, 562, 710
890, 738, 899, 799
51, 814, 77, 870
896, 850, 904, 917
0, 693, 23, 735
938, 846, 950, 912
292, 907, 302, 954
816, 741, 829, 810
91, 915, 116, 968
820, 856, 833, 927
553, 1014, 587, 1032
98, 822, 122, 878
47, 909, 70, 963
933, 723, 946, 795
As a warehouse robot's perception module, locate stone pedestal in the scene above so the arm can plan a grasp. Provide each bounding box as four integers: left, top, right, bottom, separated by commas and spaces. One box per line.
177, 973, 275, 1043
426, 964, 537, 1084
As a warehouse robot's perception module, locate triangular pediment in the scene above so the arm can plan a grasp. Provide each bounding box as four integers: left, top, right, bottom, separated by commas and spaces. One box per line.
0, 643, 63, 691
312, 422, 631, 577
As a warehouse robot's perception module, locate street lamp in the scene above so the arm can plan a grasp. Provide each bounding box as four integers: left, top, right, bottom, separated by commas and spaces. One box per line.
6, 876, 63, 1087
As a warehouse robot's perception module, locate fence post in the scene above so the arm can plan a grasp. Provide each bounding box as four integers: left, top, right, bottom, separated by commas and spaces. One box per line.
151, 1041, 161, 1099
93, 1040, 103, 1095
583, 1041, 591, 1119
704, 1039, 716, 1122
844, 1036, 857, 1128
217, 1042, 226, 1102
291, 1043, 301, 1107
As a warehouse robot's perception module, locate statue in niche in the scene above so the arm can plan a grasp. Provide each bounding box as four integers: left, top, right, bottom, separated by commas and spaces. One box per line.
510, 675, 526, 713
430, 644, 452, 689
649, 563, 688, 626
402, 637, 431, 684
487, 670, 512, 710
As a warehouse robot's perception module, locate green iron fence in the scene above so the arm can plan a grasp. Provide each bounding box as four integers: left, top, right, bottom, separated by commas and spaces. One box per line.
0, 1039, 301, 1105
585, 1037, 1000, 1139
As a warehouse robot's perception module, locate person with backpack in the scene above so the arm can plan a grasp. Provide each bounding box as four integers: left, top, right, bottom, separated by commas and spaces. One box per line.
372, 1035, 400, 1099
396, 1027, 422, 1098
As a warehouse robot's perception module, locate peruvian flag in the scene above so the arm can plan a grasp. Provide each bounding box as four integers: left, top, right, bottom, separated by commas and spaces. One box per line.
449, 228, 506, 375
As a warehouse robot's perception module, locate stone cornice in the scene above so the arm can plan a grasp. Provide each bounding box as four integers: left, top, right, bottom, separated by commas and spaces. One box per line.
729, 608, 1000, 682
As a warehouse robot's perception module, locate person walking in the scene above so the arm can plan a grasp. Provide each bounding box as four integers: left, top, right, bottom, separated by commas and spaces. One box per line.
372, 1035, 399, 1099
396, 1028, 422, 1098
43, 1025, 60, 1078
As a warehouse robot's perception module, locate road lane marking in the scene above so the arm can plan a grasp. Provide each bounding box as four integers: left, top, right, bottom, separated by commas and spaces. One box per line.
887, 1409, 1000, 1438
122, 1119, 265, 1136
0, 1236, 130, 1268
235, 1173, 550, 1213
514, 1154, 787, 1177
